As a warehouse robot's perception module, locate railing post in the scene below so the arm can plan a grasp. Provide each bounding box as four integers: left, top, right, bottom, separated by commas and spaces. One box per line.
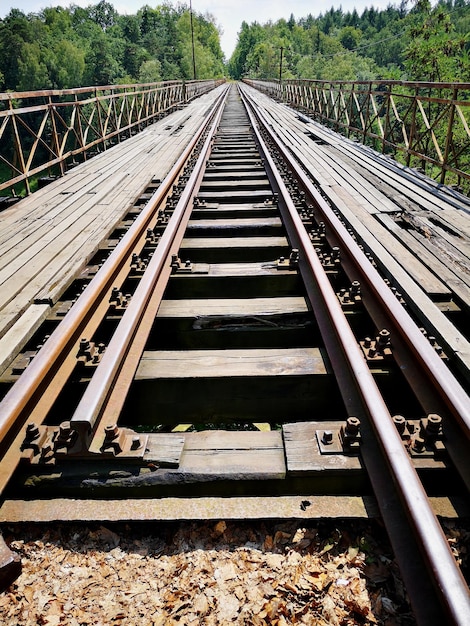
407, 86, 419, 169
49, 95, 65, 177
383, 84, 391, 155
10, 101, 30, 196
440, 86, 457, 186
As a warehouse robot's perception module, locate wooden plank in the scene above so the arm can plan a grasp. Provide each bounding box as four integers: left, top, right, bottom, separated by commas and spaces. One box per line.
246, 84, 470, 228
137, 347, 327, 379
0, 495, 384, 521
187, 217, 282, 229
267, 108, 399, 214
377, 214, 470, 306
0, 304, 50, 373
153, 296, 316, 350
0, 87, 224, 338
178, 430, 285, 479
129, 348, 337, 423
331, 184, 451, 297
283, 422, 362, 474
145, 433, 184, 467
157, 297, 309, 317
325, 184, 470, 373
180, 236, 288, 249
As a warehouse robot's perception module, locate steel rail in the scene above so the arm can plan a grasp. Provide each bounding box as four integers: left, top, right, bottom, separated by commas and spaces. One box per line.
68, 85, 230, 442
241, 85, 470, 482
258, 95, 470, 426
240, 85, 470, 626
0, 86, 228, 458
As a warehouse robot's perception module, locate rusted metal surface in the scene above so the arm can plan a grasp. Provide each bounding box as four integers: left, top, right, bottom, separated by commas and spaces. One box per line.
70, 86, 229, 449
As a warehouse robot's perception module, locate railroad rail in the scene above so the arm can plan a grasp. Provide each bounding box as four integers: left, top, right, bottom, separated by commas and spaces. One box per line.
0, 83, 469, 623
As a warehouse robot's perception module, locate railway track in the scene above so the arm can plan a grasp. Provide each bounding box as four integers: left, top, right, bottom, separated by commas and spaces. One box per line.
0, 83, 469, 623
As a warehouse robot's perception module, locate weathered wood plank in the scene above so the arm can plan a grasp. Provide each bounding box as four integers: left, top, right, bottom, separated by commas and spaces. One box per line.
178, 430, 285, 479
283, 422, 362, 474
0, 304, 50, 373
0, 495, 385, 521
157, 297, 309, 317
330, 184, 451, 297
137, 347, 327, 378
377, 214, 470, 307
0, 86, 225, 352
128, 348, 338, 423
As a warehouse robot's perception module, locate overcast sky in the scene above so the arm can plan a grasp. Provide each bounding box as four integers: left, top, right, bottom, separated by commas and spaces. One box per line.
1, 0, 399, 58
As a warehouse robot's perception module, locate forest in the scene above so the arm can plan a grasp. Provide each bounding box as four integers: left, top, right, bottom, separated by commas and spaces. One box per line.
228, 0, 470, 82
0, 0, 469, 92
0, 1, 226, 91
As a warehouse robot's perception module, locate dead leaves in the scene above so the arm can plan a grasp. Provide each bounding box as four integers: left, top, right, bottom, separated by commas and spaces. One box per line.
0, 520, 421, 625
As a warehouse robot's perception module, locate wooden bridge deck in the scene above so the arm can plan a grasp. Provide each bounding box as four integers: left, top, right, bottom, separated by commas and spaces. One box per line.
0, 85, 226, 374
0, 81, 469, 377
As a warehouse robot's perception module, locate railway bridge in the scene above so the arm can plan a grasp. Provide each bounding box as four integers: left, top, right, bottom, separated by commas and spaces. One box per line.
0, 80, 469, 624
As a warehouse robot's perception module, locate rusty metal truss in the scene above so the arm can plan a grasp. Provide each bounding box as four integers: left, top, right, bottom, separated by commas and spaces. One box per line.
244, 79, 470, 194
0, 80, 223, 196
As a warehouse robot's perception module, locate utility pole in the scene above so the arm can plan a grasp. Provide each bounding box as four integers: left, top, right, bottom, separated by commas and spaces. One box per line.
189, 0, 197, 80
279, 46, 284, 84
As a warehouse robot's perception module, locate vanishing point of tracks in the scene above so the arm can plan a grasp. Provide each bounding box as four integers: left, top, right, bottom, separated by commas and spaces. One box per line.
0, 83, 469, 623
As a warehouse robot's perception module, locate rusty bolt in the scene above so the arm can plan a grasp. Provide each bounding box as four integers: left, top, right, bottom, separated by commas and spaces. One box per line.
413, 437, 426, 452
345, 417, 360, 437
289, 249, 300, 266
351, 281, 361, 295
109, 287, 120, 303
79, 338, 90, 352
392, 415, 407, 435
331, 247, 340, 261
25, 423, 40, 442
426, 414, 442, 436
377, 329, 391, 349
59, 421, 72, 438
321, 431, 333, 445
131, 436, 142, 450
104, 424, 119, 441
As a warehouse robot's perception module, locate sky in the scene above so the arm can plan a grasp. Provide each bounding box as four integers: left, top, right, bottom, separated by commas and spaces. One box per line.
0, 0, 398, 59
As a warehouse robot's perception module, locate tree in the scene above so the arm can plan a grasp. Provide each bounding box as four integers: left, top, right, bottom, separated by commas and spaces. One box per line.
83, 33, 124, 85
339, 26, 362, 50
17, 42, 50, 90
51, 40, 85, 88
138, 59, 162, 83
405, 0, 469, 81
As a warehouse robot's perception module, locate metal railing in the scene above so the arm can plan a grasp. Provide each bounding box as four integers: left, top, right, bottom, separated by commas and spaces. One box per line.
0, 79, 224, 196
244, 78, 470, 194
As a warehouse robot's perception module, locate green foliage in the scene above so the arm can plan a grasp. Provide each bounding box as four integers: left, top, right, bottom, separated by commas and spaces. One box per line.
228, 0, 470, 82
0, 2, 225, 91
138, 59, 162, 83
1, 1, 468, 89
405, 0, 470, 81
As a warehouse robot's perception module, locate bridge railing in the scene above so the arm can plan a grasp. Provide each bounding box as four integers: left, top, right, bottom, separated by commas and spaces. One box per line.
244, 78, 470, 194
0, 79, 224, 197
